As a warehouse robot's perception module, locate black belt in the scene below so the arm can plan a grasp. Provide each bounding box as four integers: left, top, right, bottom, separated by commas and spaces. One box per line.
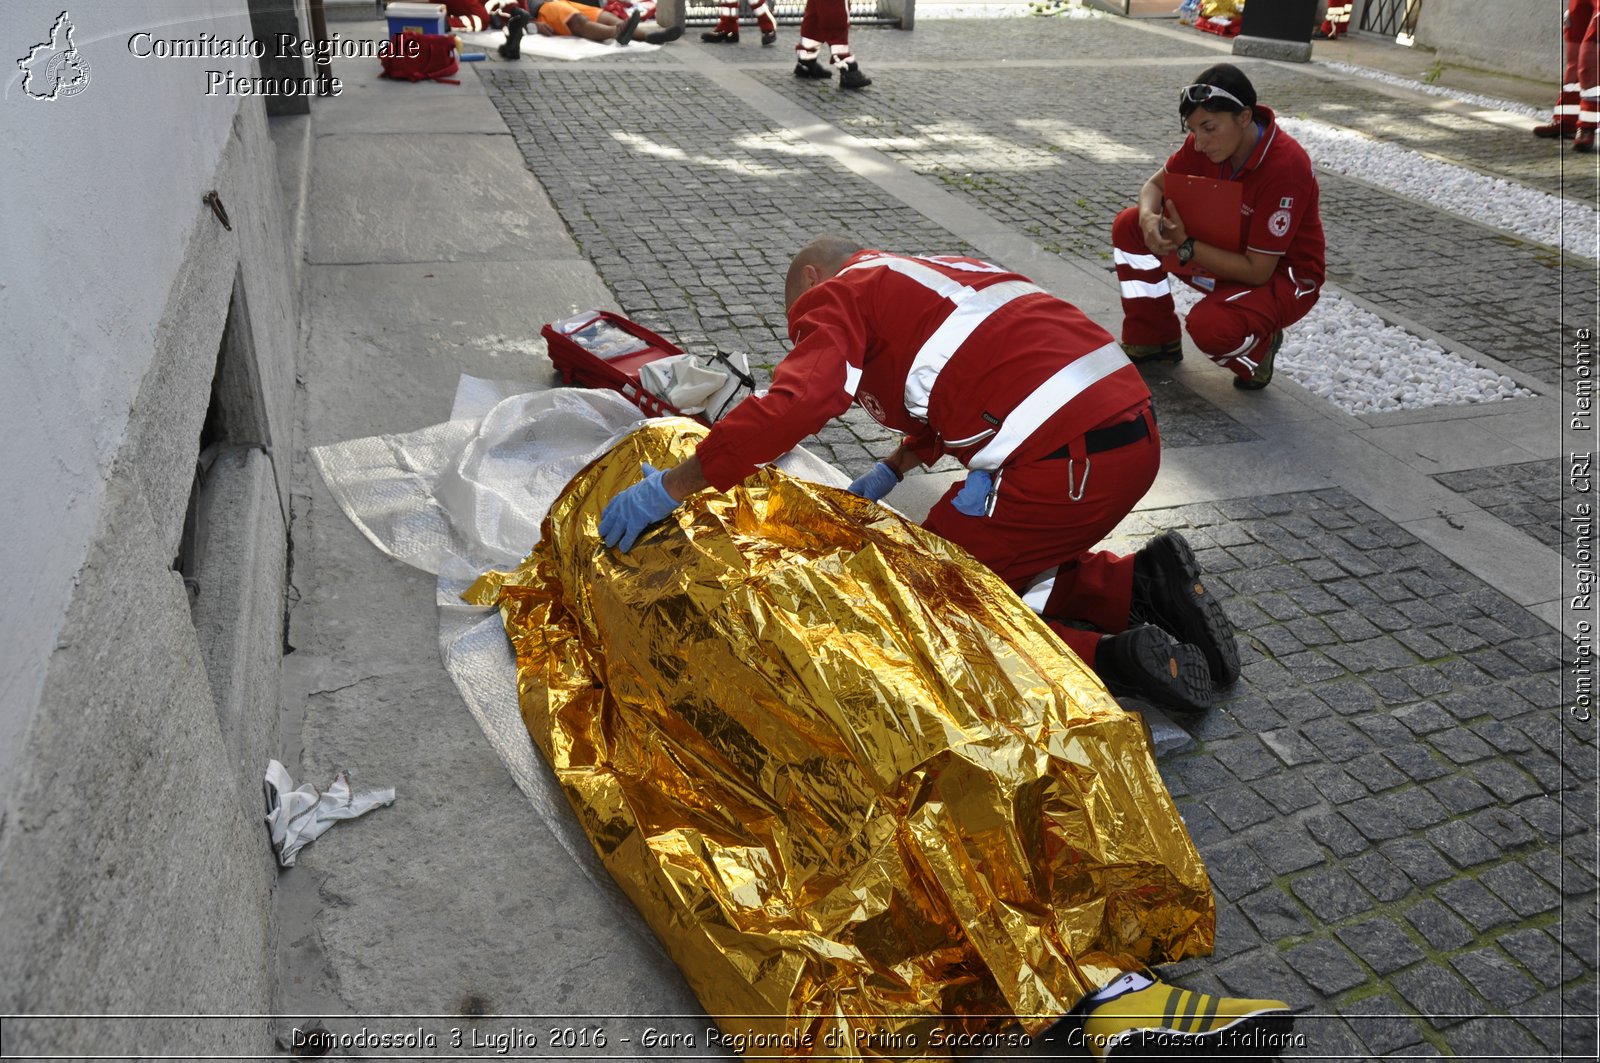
1043, 412, 1151, 461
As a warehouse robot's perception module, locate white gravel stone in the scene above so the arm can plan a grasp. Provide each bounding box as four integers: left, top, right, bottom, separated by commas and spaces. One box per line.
1169, 285, 1536, 416
1280, 117, 1599, 262
1320, 62, 1543, 119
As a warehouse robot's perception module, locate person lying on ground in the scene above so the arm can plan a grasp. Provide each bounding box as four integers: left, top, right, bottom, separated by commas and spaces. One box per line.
596, 235, 1242, 718
498, 0, 682, 58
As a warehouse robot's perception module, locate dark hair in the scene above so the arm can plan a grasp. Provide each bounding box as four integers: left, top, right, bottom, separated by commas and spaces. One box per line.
1178, 63, 1258, 125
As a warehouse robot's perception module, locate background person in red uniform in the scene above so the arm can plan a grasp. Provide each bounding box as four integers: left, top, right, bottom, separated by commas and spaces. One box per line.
701, 0, 779, 45
1111, 64, 1325, 390
793, 0, 871, 89
1536, 0, 1599, 151
597, 236, 1242, 715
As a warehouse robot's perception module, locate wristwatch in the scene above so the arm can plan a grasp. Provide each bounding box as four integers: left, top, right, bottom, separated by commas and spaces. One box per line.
1177, 238, 1196, 266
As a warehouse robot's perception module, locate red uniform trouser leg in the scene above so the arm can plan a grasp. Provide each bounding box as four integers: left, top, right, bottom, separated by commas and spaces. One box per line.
921, 407, 1160, 672
1319, 2, 1351, 37
1555, 37, 1585, 130
798, 0, 849, 61
1581, 12, 1600, 136
1112, 206, 1182, 348
1185, 270, 1321, 382
712, 1, 739, 35
752, 0, 777, 34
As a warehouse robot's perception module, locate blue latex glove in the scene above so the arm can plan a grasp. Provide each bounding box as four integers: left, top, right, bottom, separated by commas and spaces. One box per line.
847, 461, 900, 502
599, 464, 681, 551
951, 469, 994, 517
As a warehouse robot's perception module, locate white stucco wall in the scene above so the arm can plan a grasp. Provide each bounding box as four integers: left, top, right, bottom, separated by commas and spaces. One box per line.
0, 0, 256, 816
1413, 0, 1563, 82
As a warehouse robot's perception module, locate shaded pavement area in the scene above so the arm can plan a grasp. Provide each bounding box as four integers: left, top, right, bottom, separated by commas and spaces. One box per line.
281, 11, 1595, 1062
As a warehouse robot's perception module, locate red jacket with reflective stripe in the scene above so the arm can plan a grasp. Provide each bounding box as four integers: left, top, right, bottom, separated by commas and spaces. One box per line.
695, 252, 1150, 491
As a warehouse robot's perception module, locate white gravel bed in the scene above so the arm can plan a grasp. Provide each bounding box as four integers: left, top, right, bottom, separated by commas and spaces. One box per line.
1320, 61, 1542, 119
1280, 117, 1599, 262
1169, 285, 1535, 415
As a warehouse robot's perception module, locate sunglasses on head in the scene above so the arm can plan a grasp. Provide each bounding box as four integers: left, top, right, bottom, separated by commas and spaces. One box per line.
1179, 83, 1247, 127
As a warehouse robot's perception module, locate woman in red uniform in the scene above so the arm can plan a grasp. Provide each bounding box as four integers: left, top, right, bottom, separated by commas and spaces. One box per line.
1111, 64, 1325, 390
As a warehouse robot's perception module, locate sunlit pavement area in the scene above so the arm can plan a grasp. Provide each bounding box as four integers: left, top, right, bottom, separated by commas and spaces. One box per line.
280, 12, 1595, 1060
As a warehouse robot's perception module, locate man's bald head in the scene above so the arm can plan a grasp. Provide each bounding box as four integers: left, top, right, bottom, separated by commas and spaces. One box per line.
784, 235, 864, 312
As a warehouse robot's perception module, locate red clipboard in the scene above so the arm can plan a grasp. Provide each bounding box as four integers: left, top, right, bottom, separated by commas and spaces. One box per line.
1164, 173, 1243, 253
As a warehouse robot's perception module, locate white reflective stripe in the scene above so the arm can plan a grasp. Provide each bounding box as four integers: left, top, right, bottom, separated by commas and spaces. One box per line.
967, 342, 1131, 471
922, 256, 1010, 274
1584, 87, 1600, 99
1113, 248, 1163, 271
844, 362, 862, 397
1557, 105, 1583, 115
1020, 569, 1059, 614
1221, 334, 1258, 359
1225, 288, 1252, 303
942, 427, 995, 448
839, 254, 970, 300
1120, 278, 1170, 300
1566, 83, 1583, 92
1234, 354, 1258, 371
903, 279, 1044, 418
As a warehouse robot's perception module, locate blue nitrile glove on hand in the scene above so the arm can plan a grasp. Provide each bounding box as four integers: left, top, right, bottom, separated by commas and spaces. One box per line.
951, 469, 994, 517
847, 461, 900, 502
599, 464, 681, 551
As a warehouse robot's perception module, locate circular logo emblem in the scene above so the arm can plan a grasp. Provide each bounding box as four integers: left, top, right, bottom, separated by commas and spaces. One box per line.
1268, 209, 1292, 239
859, 391, 886, 422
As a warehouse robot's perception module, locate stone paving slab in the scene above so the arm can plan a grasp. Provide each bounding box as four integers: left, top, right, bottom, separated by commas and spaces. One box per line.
1434, 459, 1576, 563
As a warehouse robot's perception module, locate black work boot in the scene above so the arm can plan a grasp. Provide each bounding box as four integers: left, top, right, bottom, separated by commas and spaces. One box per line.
761, 30, 778, 46
701, 29, 738, 42
499, 9, 531, 59
838, 62, 872, 89
1131, 531, 1240, 686
794, 57, 832, 79
1095, 625, 1215, 716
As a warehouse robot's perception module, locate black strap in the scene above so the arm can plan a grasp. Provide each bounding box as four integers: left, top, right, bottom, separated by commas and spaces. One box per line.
1043, 411, 1151, 461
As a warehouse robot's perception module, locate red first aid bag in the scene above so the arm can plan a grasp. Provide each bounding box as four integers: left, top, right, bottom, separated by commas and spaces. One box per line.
380, 31, 460, 84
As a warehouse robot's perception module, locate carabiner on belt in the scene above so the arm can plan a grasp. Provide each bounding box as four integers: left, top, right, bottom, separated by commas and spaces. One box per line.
1067, 457, 1091, 502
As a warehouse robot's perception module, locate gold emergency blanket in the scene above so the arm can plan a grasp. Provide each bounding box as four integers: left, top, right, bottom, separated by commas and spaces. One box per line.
466, 421, 1213, 1059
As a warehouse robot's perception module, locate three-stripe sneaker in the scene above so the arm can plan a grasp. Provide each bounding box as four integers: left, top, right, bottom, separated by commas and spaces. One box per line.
1079, 974, 1295, 1060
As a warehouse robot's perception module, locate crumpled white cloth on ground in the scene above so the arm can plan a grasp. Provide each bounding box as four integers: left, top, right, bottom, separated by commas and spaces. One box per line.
264, 759, 396, 868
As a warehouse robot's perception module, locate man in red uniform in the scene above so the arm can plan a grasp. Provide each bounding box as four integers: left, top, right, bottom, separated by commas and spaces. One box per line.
701, 0, 779, 45
597, 236, 1243, 715
793, 0, 870, 89
1112, 64, 1325, 390
1535, 0, 1599, 151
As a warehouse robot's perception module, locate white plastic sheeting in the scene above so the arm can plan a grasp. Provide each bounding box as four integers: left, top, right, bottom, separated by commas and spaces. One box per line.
264, 759, 396, 868
310, 379, 849, 904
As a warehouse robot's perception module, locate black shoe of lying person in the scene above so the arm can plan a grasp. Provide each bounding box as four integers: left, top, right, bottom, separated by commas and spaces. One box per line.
645, 24, 683, 44
616, 8, 642, 45
1094, 625, 1215, 717
701, 29, 738, 43
1131, 531, 1241, 686
499, 9, 531, 59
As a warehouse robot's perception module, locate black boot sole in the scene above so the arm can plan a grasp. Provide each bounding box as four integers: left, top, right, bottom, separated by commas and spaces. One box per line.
1134, 533, 1241, 686
1101, 626, 1215, 717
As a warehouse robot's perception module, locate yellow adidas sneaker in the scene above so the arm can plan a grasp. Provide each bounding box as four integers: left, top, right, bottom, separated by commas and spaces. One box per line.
1079, 974, 1295, 1060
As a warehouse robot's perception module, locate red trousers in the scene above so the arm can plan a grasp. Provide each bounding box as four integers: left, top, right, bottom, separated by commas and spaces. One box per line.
800, 0, 850, 43
1112, 206, 1320, 382
921, 406, 1159, 669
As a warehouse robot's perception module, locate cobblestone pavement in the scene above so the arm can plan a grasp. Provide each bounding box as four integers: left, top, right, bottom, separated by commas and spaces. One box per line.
483, 15, 1595, 1060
